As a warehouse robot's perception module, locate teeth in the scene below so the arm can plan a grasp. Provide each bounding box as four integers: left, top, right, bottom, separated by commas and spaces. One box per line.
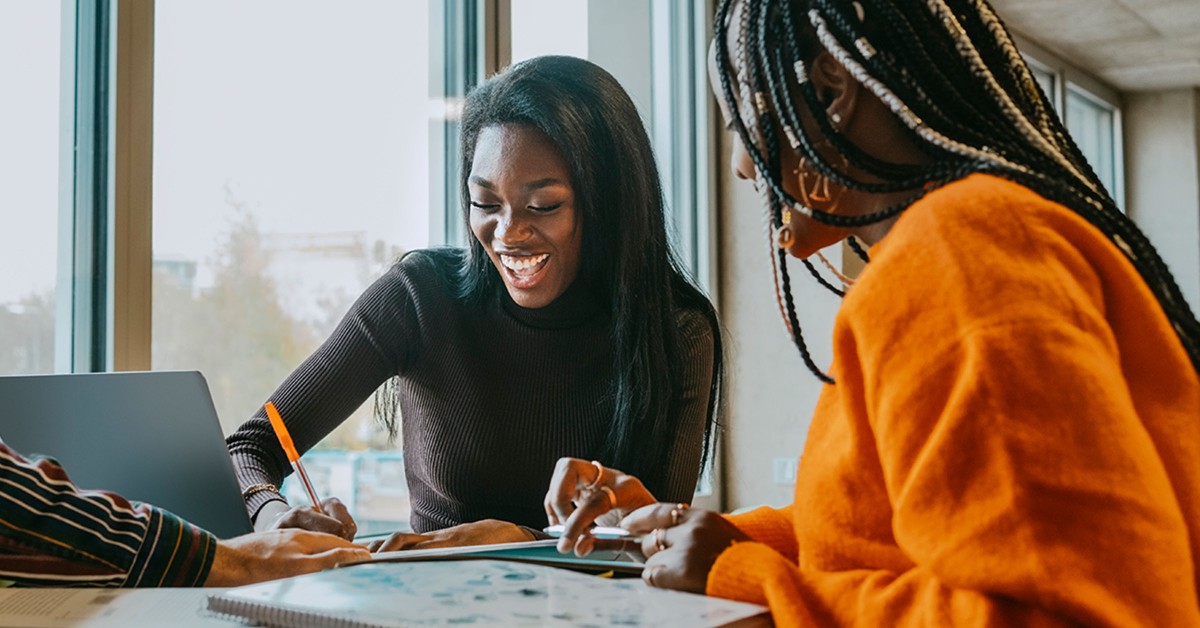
500, 253, 548, 273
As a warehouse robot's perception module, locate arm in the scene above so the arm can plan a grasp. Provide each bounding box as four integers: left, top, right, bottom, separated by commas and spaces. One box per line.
0, 443, 216, 587
656, 309, 717, 503
709, 320, 1198, 626
226, 262, 422, 524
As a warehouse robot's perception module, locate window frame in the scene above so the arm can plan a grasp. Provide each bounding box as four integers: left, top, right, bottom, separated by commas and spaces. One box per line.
1015, 34, 1125, 211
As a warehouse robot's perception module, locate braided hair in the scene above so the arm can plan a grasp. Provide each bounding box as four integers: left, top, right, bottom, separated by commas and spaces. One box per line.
714, 0, 1200, 382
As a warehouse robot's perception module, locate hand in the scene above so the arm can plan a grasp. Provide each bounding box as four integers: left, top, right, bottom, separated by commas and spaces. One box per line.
620, 503, 750, 593
256, 497, 358, 541
543, 457, 656, 556
204, 528, 371, 587
368, 519, 535, 553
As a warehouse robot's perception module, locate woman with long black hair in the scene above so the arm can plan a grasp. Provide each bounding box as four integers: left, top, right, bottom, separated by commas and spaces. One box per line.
226, 55, 723, 546
546, 1, 1200, 624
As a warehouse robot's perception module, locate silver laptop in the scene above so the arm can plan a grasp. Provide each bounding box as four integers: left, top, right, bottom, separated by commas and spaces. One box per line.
0, 370, 254, 539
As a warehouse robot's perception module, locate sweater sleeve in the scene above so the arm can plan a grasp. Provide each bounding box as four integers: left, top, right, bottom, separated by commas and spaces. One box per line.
0, 443, 216, 588
656, 309, 717, 503
708, 318, 1198, 626
723, 504, 798, 559
226, 259, 423, 521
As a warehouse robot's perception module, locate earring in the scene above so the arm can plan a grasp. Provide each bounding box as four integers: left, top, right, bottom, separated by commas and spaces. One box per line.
776, 208, 795, 249
830, 112, 843, 126
795, 158, 837, 208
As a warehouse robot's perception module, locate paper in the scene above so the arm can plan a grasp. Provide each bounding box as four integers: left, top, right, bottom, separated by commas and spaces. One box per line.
0, 588, 249, 627
209, 559, 769, 627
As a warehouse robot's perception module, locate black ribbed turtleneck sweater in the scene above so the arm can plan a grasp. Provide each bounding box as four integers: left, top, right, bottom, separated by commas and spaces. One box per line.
226, 248, 714, 533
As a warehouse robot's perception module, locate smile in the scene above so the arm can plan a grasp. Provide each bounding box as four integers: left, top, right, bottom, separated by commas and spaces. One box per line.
498, 253, 550, 287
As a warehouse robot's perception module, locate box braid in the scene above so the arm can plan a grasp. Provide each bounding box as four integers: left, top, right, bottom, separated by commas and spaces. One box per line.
715, 0, 1200, 382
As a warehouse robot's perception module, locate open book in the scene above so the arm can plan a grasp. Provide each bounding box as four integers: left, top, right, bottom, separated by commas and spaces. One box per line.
345, 539, 645, 575
207, 559, 769, 627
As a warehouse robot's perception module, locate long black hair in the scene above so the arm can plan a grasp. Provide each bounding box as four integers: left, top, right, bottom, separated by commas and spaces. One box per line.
715, 0, 1200, 382
456, 55, 723, 490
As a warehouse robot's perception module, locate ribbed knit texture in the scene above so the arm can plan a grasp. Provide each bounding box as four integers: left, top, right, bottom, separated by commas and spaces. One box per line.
708, 175, 1200, 626
227, 248, 714, 533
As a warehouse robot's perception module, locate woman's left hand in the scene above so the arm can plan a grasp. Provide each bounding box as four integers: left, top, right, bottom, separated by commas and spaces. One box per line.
368, 519, 536, 552
620, 503, 750, 593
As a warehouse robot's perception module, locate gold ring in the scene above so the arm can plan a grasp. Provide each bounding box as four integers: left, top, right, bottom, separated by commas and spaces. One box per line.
670, 503, 688, 526
598, 485, 617, 510
586, 460, 605, 490
654, 527, 667, 552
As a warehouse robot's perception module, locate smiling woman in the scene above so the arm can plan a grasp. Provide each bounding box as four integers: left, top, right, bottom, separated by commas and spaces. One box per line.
225, 55, 724, 550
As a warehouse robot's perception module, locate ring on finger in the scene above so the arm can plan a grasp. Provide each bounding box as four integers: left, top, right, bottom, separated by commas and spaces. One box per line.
654, 527, 667, 552
670, 503, 689, 526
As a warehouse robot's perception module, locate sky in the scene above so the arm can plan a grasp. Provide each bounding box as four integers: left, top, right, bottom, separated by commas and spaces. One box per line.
0, 1, 60, 305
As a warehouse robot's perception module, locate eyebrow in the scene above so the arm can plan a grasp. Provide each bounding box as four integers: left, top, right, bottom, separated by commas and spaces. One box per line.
468, 175, 568, 192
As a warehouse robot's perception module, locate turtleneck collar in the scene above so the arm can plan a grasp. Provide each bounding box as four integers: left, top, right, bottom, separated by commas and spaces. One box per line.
497, 275, 605, 329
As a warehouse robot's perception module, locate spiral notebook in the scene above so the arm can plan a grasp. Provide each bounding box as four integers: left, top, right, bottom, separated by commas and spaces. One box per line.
206, 560, 769, 627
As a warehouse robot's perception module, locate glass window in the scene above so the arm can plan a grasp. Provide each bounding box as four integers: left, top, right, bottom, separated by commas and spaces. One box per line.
1066, 86, 1118, 199
0, 2, 61, 375
1028, 63, 1057, 109
152, 0, 453, 534
510, 0, 589, 64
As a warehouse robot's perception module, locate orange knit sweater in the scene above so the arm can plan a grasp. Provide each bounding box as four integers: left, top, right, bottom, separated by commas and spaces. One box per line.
709, 174, 1200, 626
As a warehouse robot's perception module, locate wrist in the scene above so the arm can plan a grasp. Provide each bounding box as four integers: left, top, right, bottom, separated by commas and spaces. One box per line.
253, 500, 290, 531
204, 541, 250, 587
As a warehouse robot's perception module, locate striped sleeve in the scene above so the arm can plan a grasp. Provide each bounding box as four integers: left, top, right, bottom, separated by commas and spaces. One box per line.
0, 442, 217, 587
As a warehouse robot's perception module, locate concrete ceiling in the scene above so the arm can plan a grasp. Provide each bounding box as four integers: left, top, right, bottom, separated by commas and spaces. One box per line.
989, 0, 1200, 91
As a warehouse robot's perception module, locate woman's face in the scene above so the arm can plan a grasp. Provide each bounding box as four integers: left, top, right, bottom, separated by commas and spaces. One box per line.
706, 15, 852, 260
468, 124, 583, 309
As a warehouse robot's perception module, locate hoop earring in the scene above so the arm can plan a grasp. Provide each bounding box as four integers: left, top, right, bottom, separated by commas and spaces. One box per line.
776, 208, 795, 249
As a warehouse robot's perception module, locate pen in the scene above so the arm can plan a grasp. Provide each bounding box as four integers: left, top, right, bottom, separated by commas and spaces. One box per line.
264, 401, 325, 515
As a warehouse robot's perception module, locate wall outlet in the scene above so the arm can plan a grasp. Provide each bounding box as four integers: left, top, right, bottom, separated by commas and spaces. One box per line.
773, 457, 798, 485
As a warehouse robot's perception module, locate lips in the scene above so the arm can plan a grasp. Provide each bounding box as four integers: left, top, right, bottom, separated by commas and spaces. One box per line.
498, 252, 550, 289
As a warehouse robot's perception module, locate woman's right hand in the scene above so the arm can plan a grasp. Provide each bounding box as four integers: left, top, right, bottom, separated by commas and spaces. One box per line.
254, 497, 358, 541
543, 457, 656, 556
205, 529, 370, 587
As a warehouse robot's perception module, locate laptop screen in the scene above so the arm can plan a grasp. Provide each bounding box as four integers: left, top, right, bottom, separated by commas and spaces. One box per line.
0, 370, 254, 539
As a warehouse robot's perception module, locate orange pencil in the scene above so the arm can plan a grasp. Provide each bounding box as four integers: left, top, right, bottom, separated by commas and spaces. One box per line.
264, 401, 325, 515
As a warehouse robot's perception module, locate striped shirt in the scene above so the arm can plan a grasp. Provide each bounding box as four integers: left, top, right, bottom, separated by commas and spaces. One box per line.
0, 441, 217, 587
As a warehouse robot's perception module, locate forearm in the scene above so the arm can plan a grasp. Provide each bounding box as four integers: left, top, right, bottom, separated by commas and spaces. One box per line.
0, 445, 216, 587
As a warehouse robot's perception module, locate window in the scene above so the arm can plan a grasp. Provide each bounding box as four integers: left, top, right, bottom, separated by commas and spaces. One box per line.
27, 0, 716, 527
510, 0, 589, 63
1066, 86, 1119, 198
152, 0, 465, 534
0, 2, 62, 375
1020, 42, 1124, 209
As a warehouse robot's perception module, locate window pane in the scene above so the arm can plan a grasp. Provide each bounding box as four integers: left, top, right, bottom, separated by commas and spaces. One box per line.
510, 0, 589, 63
1066, 86, 1117, 197
153, 0, 446, 534
0, 2, 60, 375
1028, 63, 1056, 107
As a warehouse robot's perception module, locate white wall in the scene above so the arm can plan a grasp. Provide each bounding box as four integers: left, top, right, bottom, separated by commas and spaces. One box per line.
1124, 89, 1200, 312
716, 151, 843, 510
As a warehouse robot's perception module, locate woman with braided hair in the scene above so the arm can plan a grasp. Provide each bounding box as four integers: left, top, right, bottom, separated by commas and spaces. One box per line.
545, 0, 1200, 624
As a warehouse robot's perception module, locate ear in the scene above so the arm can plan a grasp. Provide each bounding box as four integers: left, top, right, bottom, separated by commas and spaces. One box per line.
808, 51, 859, 130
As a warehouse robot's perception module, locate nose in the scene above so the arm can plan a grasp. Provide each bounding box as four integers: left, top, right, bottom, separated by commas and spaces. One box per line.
730, 139, 754, 181
495, 209, 532, 245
